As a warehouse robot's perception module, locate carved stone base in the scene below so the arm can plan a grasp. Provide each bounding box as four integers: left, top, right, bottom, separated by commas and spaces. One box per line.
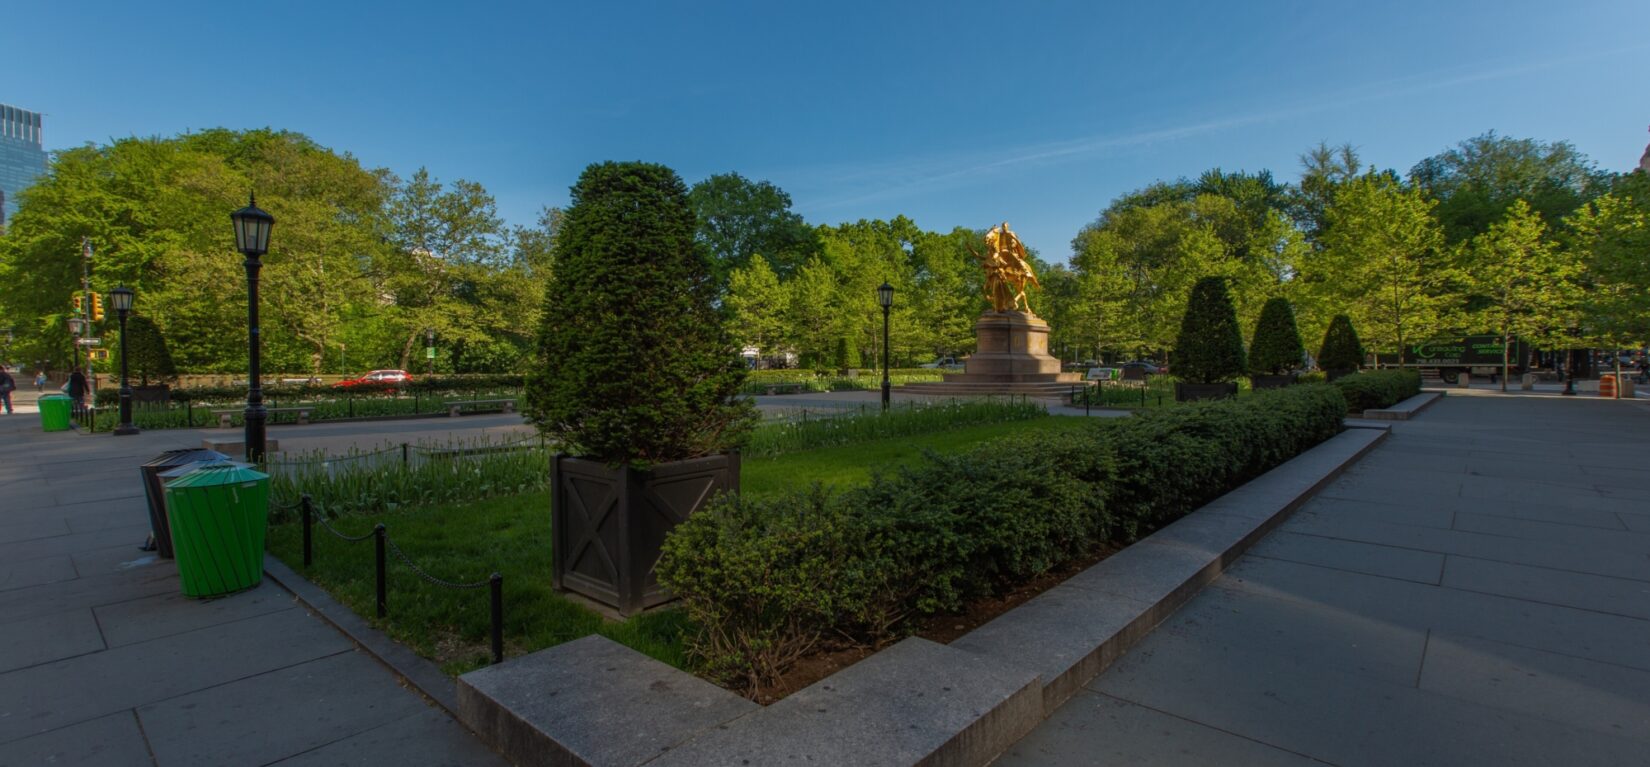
944, 311, 1079, 384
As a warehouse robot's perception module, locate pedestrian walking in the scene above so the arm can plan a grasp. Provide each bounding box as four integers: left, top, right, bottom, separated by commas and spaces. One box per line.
67, 368, 88, 418
0, 366, 15, 414
34, 371, 46, 392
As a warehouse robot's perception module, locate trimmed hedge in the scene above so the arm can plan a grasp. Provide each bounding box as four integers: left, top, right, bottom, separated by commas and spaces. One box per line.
657, 384, 1347, 693
1332, 369, 1422, 413
95, 374, 527, 407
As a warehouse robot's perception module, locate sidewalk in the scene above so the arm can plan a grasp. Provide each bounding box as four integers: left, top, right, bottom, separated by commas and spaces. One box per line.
0, 414, 506, 765
1000, 393, 1650, 765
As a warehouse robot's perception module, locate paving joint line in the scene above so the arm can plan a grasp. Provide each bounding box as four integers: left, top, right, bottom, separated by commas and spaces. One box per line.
131, 708, 161, 767
1090, 691, 1342, 766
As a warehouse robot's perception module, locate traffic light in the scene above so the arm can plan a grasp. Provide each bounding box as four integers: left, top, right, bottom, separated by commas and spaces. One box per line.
91, 292, 104, 321
72, 295, 84, 312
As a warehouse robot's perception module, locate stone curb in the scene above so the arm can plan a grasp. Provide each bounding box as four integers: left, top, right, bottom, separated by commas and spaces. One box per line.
1362, 391, 1444, 420
953, 426, 1389, 717
262, 554, 461, 717
453, 424, 1390, 767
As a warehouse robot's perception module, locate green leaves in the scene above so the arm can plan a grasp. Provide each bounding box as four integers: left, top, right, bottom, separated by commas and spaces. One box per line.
1248, 297, 1305, 375
525, 162, 755, 465
1173, 277, 1247, 384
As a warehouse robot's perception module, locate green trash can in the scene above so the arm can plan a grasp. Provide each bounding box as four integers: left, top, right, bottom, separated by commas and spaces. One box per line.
163, 463, 271, 598
39, 394, 74, 432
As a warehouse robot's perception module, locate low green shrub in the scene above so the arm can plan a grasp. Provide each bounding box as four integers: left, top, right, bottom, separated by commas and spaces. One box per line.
1332, 369, 1422, 412
95, 374, 527, 407
658, 384, 1347, 692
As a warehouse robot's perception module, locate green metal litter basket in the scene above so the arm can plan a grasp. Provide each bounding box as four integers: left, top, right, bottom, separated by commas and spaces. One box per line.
163, 463, 271, 598
38, 394, 73, 432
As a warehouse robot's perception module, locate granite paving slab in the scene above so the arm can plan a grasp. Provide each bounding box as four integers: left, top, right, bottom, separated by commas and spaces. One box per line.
1440, 555, 1650, 620
1418, 632, 1650, 741
0, 606, 351, 742
137, 650, 428, 766
1248, 531, 1445, 584
0, 608, 105, 673
0, 711, 153, 767
996, 691, 1327, 767
268, 708, 509, 766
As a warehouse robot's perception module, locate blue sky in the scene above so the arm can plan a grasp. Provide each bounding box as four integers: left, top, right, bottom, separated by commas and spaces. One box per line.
4, 1, 1647, 259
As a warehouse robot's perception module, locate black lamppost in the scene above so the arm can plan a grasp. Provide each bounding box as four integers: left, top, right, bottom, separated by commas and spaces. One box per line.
231, 195, 275, 462
425, 328, 435, 376
877, 282, 893, 412
110, 286, 138, 435
1562, 349, 1577, 396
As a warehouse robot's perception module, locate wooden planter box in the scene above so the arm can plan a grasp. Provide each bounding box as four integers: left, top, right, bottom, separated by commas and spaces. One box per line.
1249, 374, 1297, 390
552, 453, 740, 617
1174, 382, 1239, 402
132, 385, 171, 404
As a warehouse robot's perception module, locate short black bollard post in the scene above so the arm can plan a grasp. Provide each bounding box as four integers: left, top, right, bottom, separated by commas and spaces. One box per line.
489, 572, 504, 665
414, 390, 419, 414
187, 400, 194, 428
301, 494, 313, 568
374, 524, 387, 618
401, 442, 409, 466
1085, 385, 1091, 416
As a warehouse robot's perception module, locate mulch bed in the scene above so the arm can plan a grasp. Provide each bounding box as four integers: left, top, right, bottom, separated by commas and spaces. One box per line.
743, 543, 1122, 704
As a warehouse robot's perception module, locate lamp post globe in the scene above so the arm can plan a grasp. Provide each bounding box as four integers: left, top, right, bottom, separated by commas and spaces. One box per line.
877, 282, 893, 412
231, 194, 275, 462
110, 286, 138, 435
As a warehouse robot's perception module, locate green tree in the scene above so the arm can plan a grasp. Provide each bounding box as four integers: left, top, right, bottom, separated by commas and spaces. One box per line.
1173, 277, 1246, 384
383, 168, 515, 371
689, 172, 819, 284
1304, 171, 1448, 364
1466, 200, 1581, 390
724, 254, 790, 357
1410, 131, 1611, 244
1249, 297, 1305, 375
524, 161, 754, 464
1318, 314, 1364, 376
117, 314, 177, 385
1292, 141, 1361, 240
0, 129, 390, 374
1568, 173, 1650, 367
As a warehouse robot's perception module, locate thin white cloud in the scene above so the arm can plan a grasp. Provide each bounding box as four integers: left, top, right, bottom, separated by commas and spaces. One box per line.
790, 43, 1649, 212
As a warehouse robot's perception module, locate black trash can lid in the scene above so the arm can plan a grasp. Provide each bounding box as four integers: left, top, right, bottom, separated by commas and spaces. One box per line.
144, 449, 230, 469
158, 458, 252, 479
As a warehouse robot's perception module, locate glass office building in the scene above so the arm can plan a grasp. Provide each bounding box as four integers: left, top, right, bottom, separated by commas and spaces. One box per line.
0, 103, 48, 230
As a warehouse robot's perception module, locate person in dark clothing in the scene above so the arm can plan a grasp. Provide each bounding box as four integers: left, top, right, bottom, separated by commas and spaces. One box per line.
67, 369, 88, 417
0, 367, 15, 414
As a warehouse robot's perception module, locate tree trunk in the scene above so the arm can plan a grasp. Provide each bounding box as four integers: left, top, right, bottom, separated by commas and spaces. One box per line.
398, 332, 418, 372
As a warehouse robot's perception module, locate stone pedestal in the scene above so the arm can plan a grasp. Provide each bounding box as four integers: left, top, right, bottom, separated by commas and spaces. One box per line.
947, 312, 1079, 384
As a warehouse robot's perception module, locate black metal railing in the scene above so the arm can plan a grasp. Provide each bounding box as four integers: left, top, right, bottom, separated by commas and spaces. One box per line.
294, 494, 505, 665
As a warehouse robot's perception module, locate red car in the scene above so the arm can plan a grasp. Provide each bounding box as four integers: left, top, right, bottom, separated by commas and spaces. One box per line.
332, 369, 414, 390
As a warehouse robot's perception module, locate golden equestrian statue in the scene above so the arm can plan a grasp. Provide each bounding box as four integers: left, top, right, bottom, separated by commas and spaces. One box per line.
969, 222, 1040, 313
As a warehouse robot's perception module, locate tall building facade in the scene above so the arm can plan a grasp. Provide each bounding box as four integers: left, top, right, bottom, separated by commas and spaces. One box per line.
0, 103, 48, 230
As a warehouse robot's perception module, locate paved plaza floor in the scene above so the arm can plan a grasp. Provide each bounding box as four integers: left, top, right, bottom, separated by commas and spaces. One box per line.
1000, 393, 1650, 765
4, 389, 1646, 766
0, 412, 507, 766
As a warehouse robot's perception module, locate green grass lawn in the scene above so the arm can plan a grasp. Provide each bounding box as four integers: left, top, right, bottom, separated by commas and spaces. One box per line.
266, 413, 1097, 675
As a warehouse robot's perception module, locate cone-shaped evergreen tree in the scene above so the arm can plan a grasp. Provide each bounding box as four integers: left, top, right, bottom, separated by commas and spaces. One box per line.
1318, 314, 1365, 376
1173, 277, 1246, 384
1248, 297, 1305, 375
524, 161, 755, 465
119, 315, 177, 386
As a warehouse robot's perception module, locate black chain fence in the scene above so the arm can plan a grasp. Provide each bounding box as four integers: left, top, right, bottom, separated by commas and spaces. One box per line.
294, 494, 504, 665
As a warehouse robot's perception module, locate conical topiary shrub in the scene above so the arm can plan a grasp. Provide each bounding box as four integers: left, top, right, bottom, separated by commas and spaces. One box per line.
526, 161, 755, 464
1249, 297, 1305, 388
1174, 277, 1246, 389
528, 161, 757, 616
1318, 314, 1364, 380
